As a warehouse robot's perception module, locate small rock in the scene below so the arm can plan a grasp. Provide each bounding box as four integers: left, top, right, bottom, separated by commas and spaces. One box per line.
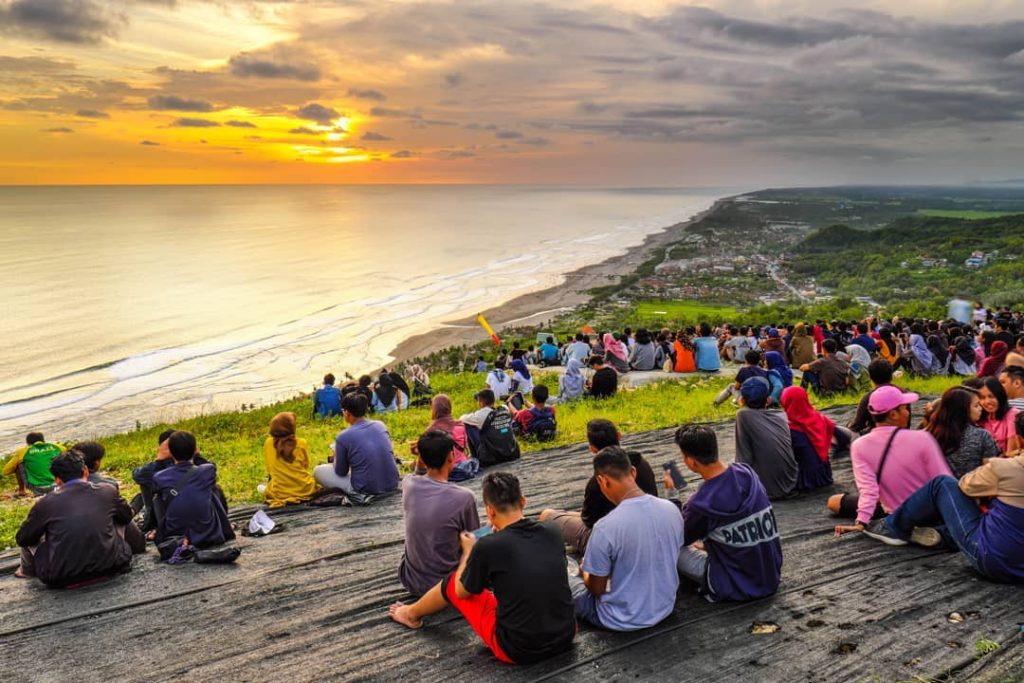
947, 612, 965, 624
749, 621, 781, 635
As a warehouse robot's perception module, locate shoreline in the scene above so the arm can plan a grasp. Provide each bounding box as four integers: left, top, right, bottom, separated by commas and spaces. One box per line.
387, 197, 731, 365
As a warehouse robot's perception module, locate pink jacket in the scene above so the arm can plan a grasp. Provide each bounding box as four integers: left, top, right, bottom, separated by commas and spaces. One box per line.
850, 426, 954, 525
982, 408, 1019, 453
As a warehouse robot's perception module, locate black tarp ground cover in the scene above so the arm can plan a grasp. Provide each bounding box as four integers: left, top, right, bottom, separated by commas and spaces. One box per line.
1, 404, 1021, 682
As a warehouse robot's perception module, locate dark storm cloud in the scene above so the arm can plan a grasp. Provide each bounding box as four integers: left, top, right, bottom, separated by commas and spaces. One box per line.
148, 94, 214, 112
0, 0, 123, 44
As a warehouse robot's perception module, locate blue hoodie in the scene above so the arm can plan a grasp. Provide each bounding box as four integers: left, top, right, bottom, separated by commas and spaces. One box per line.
154, 462, 234, 548
683, 463, 782, 601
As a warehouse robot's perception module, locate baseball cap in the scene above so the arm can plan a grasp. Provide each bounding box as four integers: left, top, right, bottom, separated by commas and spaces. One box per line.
868, 385, 919, 415
768, 327, 780, 338
740, 376, 771, 404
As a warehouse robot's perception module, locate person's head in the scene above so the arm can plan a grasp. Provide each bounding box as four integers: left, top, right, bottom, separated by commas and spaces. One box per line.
588, 354, 605, 368
674, 424, 719, 473
26, 432, 44, 446
699, 322, 711, 337
867, 359, 894, 387
430, 394, 453, 420
269, 412, 298, 462
474, 388, 496, 407
531, 384, 549, 405
927, 387, 982, 455
341, 393, 369, 421
592, 446, 638, 504
323, 373, 336, 386
50, 450, 88, 485
417, 430, 455, 471
635, 328, 652, 345
358, 374, 372, 388
744, 349, 762, 366
739, 376, 771, 410
167, 430, 197, 463
545, 336, 554, 345
1000, 366, 1024, 400
822, 338, 838, 355
868, 385, 919, 428
976, 375, 1010, 420
586, 418, 620, 453
480, 471, 525, 525
513, 341, 520, 350
857, 322, 868, 335
73, 440, 105, 473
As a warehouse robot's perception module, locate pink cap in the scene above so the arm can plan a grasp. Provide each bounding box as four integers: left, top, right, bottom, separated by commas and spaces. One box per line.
868, 385, 919, 415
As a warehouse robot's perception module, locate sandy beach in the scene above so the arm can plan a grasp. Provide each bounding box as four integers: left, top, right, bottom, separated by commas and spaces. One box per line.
389, 197, 728, 365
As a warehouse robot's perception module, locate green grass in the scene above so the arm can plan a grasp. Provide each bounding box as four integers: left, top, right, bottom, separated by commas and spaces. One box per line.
0, 371, 964, 549
916, 209, 1019, 220
634, 300, 740, 324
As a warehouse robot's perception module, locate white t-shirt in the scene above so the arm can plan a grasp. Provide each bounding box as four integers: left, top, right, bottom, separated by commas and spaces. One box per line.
486, 370, 512, 398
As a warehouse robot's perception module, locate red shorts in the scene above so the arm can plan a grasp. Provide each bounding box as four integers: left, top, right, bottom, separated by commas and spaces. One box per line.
442, 573, 514, 664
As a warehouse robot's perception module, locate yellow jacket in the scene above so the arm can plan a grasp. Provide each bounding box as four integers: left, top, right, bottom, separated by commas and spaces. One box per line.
262, 437, 318, 508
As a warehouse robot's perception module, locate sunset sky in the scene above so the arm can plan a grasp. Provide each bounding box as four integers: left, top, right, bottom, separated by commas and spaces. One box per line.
3, 0, 1024, 185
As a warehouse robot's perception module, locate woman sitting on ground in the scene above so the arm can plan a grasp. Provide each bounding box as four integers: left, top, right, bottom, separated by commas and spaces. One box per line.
903, 326, 936, 376
509, 358, 534, 395
557, 357, 586, 403
927, 333, 950, 374
627, 328, 660, 371
876, 327, 903, 370
965, 377, 1020, 453
979, 340, 1009, 378
672, 330, 697, 373
975, 330, 996, 368
412, 395, 478, 481
788, 323, 816, 368
263, 412, 319, 508
371, 374, 403, 414
765, 351, 792, 406
779, 387, 836, 491
926, 387, 1000, 478
603, 332, 630, 374
950, 336, 977, 376
843, 343, 874, 393
409, 364, 433, 399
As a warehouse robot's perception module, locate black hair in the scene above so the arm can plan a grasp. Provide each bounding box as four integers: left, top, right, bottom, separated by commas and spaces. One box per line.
744, 349, 762, 365
358, 375, 372, 387
546, 336, 554, 344
822, 338, 838, 354
513, 341, 520, 349
417, 430, 455, 470
342, 392, 369, 417
324, 373, 336, 386
575, 332, 583, 341
978, 376, 1011, 420
867, 358, 894, 385
73, 440, 106, 472
635, 328, 652, 345
50, 450, 87, 482
586, 418, 620, 450
158, 429, 175, 444
531, 384, 549, 403
1001, 366, 1024, 385
592, 446, 633, 480
588, 354, 604, 367
857, 323, 868, 334
699, 323, 711, 337
481, 471, 522, 512
26, 432, 44, 445
475, 388, 496, 406
674, 424, 719, 465
168, 431, 197, 462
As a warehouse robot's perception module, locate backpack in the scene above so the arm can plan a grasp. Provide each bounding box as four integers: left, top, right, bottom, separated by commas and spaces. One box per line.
476, 407, 521, 467
525, 407, 557, 442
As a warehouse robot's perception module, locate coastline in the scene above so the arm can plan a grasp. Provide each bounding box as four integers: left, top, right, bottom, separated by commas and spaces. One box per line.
387, 196, 731, 365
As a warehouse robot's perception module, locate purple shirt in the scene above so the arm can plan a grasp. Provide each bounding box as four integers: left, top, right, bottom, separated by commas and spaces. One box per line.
333, 419, 400, 495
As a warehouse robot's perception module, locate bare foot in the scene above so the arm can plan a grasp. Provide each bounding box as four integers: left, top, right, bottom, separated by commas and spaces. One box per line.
14, 490, 30, 499
145, 530, 156, 542
388, 602, 423, 629
14, 568, 29, 579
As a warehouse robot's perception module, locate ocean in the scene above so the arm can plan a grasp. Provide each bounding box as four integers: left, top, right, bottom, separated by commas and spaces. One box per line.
0, 185, 719, 450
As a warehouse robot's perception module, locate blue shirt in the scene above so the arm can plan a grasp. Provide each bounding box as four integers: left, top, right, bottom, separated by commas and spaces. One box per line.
540, 343, 559, 361
850, 335, 877, 353
694, 337, 721, 371
333, 419, 400, 495
314, 385, 343, 418
582, 494, 685, 631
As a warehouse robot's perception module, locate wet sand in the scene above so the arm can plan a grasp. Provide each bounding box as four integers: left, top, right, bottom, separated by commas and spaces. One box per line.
389, 198, 728, 365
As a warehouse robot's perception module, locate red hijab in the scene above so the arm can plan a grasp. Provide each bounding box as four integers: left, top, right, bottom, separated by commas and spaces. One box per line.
780, 386, 834, 462
979, 341, 1008, 378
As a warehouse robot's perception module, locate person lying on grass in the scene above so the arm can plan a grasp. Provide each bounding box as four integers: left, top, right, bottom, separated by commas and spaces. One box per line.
389, 471, 576, 665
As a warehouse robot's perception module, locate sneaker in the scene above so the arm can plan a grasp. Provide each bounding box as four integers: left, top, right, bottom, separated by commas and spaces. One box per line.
910, 526, 942, 548
862, 519, 908, 546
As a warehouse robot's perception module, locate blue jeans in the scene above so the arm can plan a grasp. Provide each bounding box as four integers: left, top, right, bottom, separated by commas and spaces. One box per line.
886, 475, 982, 570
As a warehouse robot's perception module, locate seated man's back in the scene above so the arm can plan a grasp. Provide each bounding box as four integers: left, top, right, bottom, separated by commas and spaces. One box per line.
154, 462, 233, 547
334, 418, 401, 494
315, 383, 343, 418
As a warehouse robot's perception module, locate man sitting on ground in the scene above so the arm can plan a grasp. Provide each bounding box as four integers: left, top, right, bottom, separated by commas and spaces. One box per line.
668, 425, 783, 601
564, 333, 592, 365
861, 411, 1024, 582
832, 386, 953, 538
714, 350, 767, 406
154, 431, 235, 548
485, 365, 513, 399
74, 441, 119, 489
734, 377, 798, 500
313, 393, 400, 495
587, 355, 618, 398
510, 385, 557, 441
3, 432, 66, 497
540, 419, 658, 555
848, 359, 898, 435
850, 322, 878, 354
389, 472, 576, 664
570, 446, 685, 631
399, 431, 480, 597
459, 389, 521, 467
313, 373, 343, 418
16, 451, 145, 587
800, 338, 852, 396
1000, 366, 1024, 412
133, 429, 222, 536
539, 336, 559, 366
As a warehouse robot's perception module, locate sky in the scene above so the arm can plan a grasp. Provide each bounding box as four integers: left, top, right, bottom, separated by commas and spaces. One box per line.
3, 0, 1024, 185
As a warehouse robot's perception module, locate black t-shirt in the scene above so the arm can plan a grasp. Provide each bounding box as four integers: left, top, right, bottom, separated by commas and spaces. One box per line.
590, 367, 618, 398
580, 451, 658, 528
461, 519, 576, 664
510, 349, 526, 360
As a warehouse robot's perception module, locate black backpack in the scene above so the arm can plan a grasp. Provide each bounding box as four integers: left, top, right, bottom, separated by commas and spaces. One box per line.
476, 407, 521, 467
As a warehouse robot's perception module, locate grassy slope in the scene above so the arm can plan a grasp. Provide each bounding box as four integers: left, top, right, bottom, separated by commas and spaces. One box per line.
0, 371, 963, 549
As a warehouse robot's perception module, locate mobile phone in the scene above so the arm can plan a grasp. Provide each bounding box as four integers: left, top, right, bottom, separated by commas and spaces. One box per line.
473, 525, 493, 539
509, 392, 525, 410
662, 461, 688, 490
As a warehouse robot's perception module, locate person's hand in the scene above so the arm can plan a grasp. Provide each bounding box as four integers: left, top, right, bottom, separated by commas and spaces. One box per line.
693, 541, 705, 551
155, 442, 172, 461
662, 470, 675, 491
459, 531, 477, 554
834, 523, 863, 537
